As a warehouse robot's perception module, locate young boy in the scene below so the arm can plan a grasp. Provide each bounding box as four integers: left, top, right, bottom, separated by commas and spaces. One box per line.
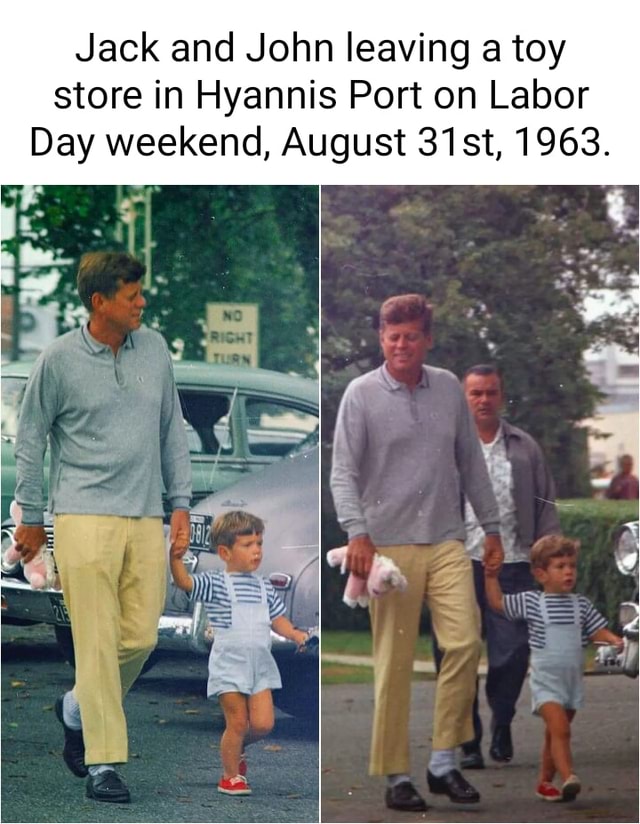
485, 535, 622, 803
170, 510, 309, 796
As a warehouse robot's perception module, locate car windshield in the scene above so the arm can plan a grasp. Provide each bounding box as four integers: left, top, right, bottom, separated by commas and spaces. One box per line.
1, 377, 26, 439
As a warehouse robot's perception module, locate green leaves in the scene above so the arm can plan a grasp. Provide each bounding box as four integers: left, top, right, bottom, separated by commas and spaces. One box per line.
321, 185, 638, 497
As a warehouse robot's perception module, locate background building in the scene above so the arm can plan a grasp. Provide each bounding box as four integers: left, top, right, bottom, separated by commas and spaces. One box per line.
584, 344, 639, 485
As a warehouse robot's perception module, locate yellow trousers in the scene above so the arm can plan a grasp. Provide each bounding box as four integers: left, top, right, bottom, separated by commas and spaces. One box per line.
54, 514, 166, 765
369, 540, 481, 775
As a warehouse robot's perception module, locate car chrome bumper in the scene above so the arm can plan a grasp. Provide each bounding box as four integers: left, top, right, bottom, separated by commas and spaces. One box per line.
156, 601, 298, 657
1, 576, 68, 625
2, 578, 298, 658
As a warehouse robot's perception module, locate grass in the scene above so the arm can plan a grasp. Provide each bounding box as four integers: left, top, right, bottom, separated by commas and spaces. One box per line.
321, 630, 443, 685
321, 629, 601, 685
321, 629, 439, 661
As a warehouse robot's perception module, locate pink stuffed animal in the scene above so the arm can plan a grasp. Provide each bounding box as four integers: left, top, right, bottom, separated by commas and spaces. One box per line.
326, 545, 408, 608
4, 501, 58, 590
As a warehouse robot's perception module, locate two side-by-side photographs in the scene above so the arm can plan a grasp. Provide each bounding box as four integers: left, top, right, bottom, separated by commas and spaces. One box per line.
1, 184, 638, 823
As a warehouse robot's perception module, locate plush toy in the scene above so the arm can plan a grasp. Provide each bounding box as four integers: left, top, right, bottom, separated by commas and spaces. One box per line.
326, 545, 408, 608
4, 500, 59, 590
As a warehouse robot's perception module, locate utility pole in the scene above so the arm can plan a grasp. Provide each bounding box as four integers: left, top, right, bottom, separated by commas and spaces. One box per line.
11, 190, 22, 362
115, 185, 153, 289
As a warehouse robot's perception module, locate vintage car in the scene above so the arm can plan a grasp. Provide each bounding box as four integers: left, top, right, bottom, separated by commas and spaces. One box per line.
0, 358, 318, 714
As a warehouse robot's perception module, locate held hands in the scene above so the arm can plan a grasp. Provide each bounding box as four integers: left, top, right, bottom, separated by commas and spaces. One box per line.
483, 533, 504, 575
169, 509, 190, 559
346, 534, 376, 579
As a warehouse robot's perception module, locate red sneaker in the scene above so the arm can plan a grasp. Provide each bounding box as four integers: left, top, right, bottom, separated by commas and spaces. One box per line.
536, 782, 561, 802
218, 775, 252, 796
239, 757, 247, 777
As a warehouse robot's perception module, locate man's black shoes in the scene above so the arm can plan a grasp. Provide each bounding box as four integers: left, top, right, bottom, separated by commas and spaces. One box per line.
86, 770, 131, 804
385, 781, 429, 812
427, 769, 481, 803
55, 696, 88, 777
460, 747, 485, 769
489, 724, 513, 763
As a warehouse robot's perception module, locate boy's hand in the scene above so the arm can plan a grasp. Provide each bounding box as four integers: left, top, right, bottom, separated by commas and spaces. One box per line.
170, 543, 188, 560
484, 565, 500, 579
293, 629, 310, 649
296, 628, 319, 654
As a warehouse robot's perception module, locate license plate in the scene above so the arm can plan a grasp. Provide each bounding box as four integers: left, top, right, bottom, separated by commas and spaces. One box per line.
50, 596, 71, 625
189, 514, 213, 551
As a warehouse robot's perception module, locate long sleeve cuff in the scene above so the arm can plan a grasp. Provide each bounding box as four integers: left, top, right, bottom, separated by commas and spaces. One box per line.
20, 509, 45, 526
482, 521, 501, 535
346, 520, 368, 540
169, 497, 191, 512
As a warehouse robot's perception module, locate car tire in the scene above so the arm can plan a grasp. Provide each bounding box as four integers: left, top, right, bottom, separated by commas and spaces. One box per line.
274, 658, 319, 720
53, 625, 159, 675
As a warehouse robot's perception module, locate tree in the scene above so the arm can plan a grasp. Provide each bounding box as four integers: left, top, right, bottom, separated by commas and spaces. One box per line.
2, 185, 318, 376
2, 186, 119, 358
321, 185, 638, 499
149, 185, 318, 374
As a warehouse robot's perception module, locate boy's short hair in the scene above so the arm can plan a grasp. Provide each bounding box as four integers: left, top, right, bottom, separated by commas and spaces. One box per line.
530, 535, 579, 570
211, 510, 265, 551
379, 294, 433, 334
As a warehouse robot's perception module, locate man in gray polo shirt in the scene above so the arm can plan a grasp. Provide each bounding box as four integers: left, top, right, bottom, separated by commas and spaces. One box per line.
13, 252, 192, 804
330, 294, 504, 812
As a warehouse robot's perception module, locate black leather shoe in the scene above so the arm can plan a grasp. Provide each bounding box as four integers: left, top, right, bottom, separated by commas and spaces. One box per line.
55, 696, 88, 778
385, 781, 429, 812
460, 748, 485, 769
86, 770, 131, 803
427, 769, 480, 803
489, 724, 513, 763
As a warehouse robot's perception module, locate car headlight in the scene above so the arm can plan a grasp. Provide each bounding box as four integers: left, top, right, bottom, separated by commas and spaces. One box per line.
1, 529, 21, 575
619, 602, 639, 627
614, 523, 639, 577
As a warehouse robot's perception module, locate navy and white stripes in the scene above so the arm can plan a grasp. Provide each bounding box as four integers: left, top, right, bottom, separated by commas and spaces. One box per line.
190, 570, 286, 628
503, 591, 607, 649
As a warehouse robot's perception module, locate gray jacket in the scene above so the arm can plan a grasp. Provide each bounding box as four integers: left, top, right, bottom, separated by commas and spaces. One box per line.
498, 419, 561, 548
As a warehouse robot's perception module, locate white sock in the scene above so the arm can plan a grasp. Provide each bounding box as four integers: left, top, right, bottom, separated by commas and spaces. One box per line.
387, 773, 412, 787
428, 749, 456, 777
62, 690, 82, 730
88, 764, 115, 776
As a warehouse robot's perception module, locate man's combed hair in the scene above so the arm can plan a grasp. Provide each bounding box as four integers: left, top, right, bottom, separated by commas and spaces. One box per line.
379, 294, 433, 334
77, 251, 145, 311
530, 534, 579, 570
463, 364, 504, 389
212, 510, 265, 551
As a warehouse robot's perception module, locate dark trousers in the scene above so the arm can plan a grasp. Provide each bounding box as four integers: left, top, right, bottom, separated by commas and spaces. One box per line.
433, 560, 533, 749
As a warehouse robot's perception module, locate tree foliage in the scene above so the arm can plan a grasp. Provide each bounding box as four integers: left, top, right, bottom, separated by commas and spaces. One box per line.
321, 185, 638, 500
2, 185, 318, 376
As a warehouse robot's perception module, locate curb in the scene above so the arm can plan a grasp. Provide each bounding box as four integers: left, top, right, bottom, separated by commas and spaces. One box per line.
321, 653, 488, 675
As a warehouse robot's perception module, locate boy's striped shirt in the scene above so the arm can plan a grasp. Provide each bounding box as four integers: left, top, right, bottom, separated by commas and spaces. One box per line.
190, 570, 286, 628
503, 591, 607, 649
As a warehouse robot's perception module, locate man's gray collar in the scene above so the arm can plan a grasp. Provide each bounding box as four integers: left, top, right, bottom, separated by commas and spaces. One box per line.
380, 363, 430, 390
81, 323, 135, 354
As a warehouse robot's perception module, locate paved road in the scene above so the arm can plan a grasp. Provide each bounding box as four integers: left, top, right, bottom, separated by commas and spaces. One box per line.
322, 674, 638, 823
2, 623, 318, 823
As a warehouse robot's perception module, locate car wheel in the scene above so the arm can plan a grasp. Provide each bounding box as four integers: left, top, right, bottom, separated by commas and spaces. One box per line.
53, 625, 159, 675
274, 658, 319, 720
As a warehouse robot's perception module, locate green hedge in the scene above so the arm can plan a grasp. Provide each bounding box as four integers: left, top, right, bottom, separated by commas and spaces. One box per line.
558, 499, 638, 622
321, 498, 638, 630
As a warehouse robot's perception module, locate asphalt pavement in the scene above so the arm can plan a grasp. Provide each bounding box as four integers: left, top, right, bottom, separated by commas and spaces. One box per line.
1, 623, 318, 823
321, 672, 639, 823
